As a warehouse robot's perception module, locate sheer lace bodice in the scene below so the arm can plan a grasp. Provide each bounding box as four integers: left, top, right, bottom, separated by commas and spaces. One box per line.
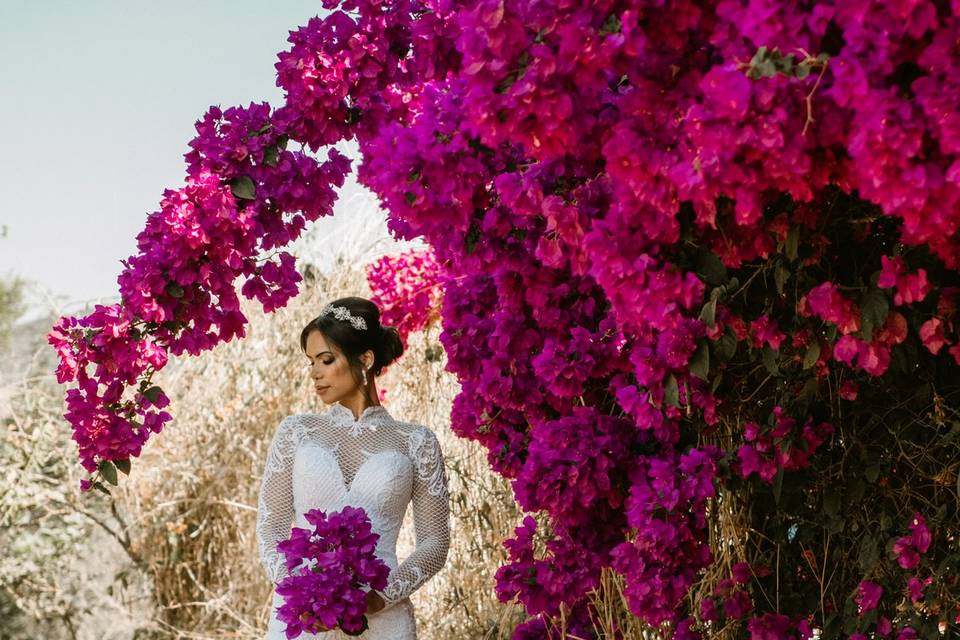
256, 402, 450, 636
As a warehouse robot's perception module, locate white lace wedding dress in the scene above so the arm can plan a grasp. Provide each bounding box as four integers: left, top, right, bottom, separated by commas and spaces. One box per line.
256, 402, 450, 639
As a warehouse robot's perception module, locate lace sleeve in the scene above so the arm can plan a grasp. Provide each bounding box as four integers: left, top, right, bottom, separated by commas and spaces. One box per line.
378, 427, 451, 609
256, 415, 300, 583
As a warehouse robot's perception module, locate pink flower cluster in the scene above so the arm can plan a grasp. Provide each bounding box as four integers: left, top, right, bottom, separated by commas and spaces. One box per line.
274, 506, 389, 638
610, 448, 722, 626
878, 256, 931, 307
857, 580, 883, 615
494, 516, 605, 618
51, 89, 350, 485
893, 513, 932, 571
735, 407, 833, 483
800, 283, 861, 335
918, 288, 960, 363
366, 247, 444, 343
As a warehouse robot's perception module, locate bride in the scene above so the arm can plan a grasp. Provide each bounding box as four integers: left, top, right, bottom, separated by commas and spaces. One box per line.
256, 296, 450, 639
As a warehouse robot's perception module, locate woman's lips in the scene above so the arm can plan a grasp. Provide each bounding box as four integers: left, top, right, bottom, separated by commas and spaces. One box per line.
315, 385, 329, 392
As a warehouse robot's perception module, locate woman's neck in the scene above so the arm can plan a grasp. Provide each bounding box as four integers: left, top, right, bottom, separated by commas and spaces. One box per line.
337, 385, 381, 420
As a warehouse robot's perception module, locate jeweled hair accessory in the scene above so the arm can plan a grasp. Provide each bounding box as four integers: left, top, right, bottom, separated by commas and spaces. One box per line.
319, 304, 368, 331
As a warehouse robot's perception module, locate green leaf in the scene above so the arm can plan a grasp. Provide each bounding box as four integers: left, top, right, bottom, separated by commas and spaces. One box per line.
858, 535, 879, 572
777, 55, 795, 75
689, 341, 710, 380
943, 421, 960, 442
785, 226, 800, 261
464, 225, 481, 254
772, 465, 784, 504
229, 175, 256, 200
757, 59, 777, 77
848, 477, 866, 503
711, 371, 723, 392
762, 346, 781, 376
800, 376, 819, 400
263, 145, 279, 167
937, 552, 960, 575
774, 263, 790, 295
115, 459, 131, 475
143, 385, 164, 404
826, 324, 838, 342
165, 283, 185, 299
92, 481, 111, 496
880, 512, 892, 531
864, 464, 880, 483
664, 374, 680, 407
699, 298, 717, 327
824, 615, 841, 638
747, 46, 770, 79
600, 14, 622, 34
802, 342, 821, 369
713, 328, 738, 362
404, 191, 417, 205
696, 252, 729, 287
826, 516, 846, 534
860, 289, 889, 343
822, 492, 841, 518
99, 460, 119, 486
796, 61, 812, 79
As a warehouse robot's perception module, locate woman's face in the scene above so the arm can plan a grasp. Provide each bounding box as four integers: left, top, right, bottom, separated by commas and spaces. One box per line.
303, 330, 361, 405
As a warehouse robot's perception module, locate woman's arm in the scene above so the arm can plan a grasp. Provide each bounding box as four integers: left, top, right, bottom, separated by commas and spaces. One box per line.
256, 415, 300, 583
376, 427, 451, 610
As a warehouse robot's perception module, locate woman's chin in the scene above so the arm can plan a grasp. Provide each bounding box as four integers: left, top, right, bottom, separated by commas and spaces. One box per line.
318, 390, 345, 405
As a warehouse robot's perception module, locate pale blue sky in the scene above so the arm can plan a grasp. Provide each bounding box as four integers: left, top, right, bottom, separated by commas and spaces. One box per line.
0, 2, 398, 320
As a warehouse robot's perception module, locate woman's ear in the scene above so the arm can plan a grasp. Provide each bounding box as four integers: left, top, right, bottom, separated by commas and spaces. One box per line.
362, 349, 375, 371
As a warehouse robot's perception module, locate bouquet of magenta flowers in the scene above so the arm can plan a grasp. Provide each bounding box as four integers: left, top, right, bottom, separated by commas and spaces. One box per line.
275, 506, 390, 638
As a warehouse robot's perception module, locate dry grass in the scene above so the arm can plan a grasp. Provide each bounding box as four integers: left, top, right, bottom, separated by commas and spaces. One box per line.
0, 329, 153, 640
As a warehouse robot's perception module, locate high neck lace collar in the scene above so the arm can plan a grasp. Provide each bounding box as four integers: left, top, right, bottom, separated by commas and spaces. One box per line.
326, 402, 392, 437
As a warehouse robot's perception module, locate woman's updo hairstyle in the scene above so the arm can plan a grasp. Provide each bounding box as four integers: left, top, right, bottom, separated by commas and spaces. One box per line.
299, 296, 404, 380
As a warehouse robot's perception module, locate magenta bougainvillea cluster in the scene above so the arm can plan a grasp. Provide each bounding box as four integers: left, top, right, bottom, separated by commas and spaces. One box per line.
48, 101, 351, 478
51, 0, 960, 637
274, 506, 389, 638
365, 247, 442, 344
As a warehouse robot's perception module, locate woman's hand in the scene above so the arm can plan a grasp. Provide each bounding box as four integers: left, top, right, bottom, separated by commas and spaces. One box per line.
365, 589, 386, 614
300, 612, 330, 633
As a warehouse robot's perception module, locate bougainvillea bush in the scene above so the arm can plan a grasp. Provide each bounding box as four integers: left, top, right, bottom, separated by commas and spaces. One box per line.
50, 0, 960, 638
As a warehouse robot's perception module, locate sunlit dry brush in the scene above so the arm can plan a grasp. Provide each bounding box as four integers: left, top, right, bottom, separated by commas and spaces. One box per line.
0, 311, 151, 640
118, 261, 522, 638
